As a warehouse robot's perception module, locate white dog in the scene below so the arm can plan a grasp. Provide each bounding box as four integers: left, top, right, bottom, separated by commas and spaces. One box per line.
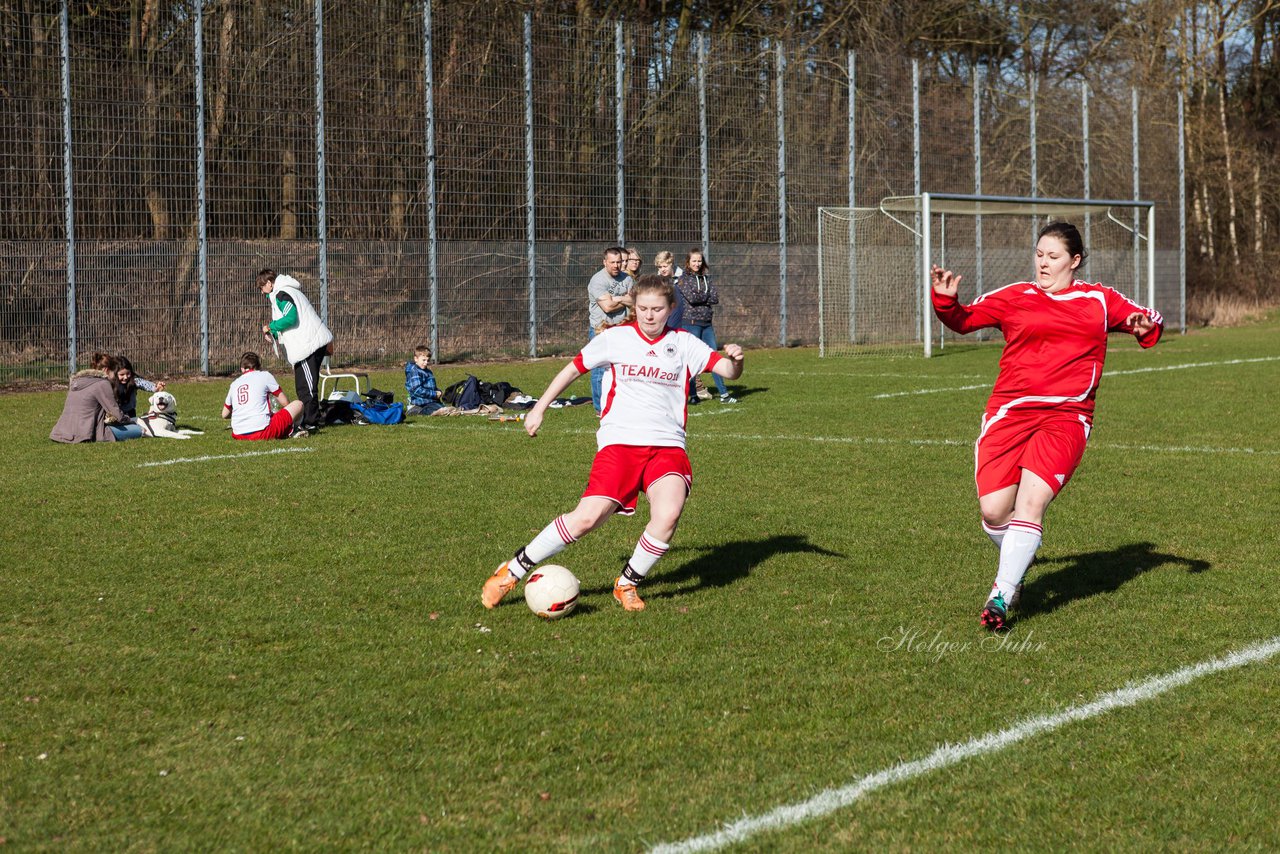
138, 391, 204, 439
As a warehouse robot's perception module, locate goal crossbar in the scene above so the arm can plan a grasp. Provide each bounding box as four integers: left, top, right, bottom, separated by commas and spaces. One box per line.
877, 192, 1153, 220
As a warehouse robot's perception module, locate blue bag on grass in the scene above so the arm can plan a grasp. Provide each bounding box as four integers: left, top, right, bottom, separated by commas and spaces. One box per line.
352, 400, 404, 425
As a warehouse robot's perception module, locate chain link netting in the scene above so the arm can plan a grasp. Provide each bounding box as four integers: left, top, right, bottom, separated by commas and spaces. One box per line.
0, 2, 1183, 384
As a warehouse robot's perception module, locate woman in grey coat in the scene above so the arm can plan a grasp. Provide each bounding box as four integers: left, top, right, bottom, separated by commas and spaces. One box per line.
50, 353, 143, 443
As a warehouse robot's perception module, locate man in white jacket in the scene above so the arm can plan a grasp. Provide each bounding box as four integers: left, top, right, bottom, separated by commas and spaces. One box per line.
258, 268, 334, 435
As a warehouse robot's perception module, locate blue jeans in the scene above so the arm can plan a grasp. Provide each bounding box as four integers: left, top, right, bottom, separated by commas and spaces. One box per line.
109, 423, 144, 441
682, 323, 728, 396
588, 327, 604, 412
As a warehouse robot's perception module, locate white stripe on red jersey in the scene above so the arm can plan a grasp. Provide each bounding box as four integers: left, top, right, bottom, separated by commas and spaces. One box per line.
933, 279, 1162, 417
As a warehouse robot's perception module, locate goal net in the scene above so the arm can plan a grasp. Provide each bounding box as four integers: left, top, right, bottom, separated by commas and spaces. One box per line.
818, 193, 1155, 357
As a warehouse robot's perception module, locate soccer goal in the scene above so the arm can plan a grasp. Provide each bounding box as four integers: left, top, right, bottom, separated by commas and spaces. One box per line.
818, 193, 1156, 357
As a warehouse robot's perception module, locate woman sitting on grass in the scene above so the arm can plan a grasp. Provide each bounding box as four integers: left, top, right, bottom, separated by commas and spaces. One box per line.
113, 354, 166, 419
50, 352, 143, 443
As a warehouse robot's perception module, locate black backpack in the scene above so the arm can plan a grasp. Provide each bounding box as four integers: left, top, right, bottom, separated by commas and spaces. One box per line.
479, 380, 520, 407
442, 375, 482, 410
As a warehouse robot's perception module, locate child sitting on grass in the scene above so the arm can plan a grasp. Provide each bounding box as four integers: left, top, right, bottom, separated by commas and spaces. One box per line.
405, 344, 443, 416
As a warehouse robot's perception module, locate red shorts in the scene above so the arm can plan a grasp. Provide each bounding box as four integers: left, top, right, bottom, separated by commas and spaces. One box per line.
974, 409, 1091, 497
233, 407, 295, 441
583, 444, 692, 516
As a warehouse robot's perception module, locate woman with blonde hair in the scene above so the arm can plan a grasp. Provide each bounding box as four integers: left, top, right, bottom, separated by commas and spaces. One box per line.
654, 250, 686, 331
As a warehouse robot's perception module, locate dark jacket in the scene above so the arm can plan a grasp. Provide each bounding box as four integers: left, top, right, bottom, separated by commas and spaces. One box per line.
50, 370, 127, 443
675, 272, 719, 326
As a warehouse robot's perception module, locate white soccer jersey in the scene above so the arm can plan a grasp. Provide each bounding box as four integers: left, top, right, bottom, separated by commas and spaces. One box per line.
225, 370, 282, 435
573, 323, 720, 450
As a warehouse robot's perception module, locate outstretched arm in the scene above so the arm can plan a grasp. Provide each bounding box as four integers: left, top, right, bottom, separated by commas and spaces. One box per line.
709, 343, 744, 380
524, 361, 585, 437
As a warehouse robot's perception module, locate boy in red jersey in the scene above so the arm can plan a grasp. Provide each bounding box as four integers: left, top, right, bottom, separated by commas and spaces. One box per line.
481, 275, 745, 612
931, 221, 1163, 630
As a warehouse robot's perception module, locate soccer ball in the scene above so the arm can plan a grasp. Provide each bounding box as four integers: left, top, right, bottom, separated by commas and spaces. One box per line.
523, 564, 580, 619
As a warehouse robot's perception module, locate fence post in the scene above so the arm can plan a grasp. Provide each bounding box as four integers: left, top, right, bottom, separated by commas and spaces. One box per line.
1029, 70, 1037, 197
775, 42, 787, 346
194, 0, 209, 374
423, 0, 439, 359
847, 49, 856, 343
615, 21, 624, 245
1082, 80, 1091, 253
912, 59, 921, 343
59, 0, 77, 374
314, 0, 329, 322
1132, 86, 1141, 300
698, 35, 709, 254
1178, 88, 1186, 332
524, 12, 537, 356
973, 65, 983, 296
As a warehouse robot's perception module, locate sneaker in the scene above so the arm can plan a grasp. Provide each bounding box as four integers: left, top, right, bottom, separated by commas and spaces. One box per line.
288, 426, 311, 439
687, 395, 700, 406
980, 592, 1009, 631
719, 393, 737, 404
612, 580, 646, 611
481, 561, 519, 609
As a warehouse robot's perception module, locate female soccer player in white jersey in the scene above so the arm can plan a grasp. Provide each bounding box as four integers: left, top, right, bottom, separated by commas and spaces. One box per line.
931, 221, 1163, 630
481, 274, 745, 611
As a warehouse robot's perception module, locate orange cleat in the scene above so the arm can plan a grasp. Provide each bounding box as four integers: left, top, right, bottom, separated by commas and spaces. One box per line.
612, 579, 646, 611
481, 561, 519, 609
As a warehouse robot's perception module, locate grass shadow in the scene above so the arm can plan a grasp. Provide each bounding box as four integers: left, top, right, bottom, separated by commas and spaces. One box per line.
1018, 541, 1211, 621
582, 534, 844, 600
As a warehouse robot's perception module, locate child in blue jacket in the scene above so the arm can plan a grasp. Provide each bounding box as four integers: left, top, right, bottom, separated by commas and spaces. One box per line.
405, 344, 442, 415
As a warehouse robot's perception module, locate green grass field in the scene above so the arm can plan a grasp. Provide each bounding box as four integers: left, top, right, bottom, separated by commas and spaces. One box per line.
5, 320, 1280, 851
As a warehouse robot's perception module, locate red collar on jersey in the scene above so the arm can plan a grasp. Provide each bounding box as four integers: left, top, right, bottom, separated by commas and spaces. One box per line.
626, 320, 674, 345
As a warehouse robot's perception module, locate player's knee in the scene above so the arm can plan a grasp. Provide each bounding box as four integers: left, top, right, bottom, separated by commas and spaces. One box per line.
564, 506, 610, 537
979, 503, 1012, 528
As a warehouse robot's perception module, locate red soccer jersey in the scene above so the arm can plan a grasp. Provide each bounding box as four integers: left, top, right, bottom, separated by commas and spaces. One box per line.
932, 280, 1163, 417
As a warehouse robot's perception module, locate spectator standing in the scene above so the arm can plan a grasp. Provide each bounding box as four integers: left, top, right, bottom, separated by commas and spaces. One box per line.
676, 248, 736, 403
258, 269, 333, 435
586, 247, 634, 413
654, 250, 687, 331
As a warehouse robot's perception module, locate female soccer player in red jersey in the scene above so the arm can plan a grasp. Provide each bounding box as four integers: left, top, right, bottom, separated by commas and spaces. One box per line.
931, 221, 1163, 630
481, 275, 745, 612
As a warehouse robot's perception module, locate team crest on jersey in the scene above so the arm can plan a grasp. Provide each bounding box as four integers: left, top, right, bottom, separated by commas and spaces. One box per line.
662, 342, 678, 358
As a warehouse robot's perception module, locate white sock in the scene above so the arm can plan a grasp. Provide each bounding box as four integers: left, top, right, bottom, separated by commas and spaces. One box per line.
511, 516, 576, 580
618, 532, 669, 586
993, 519, 1042, 602
982, 520, 1008, 549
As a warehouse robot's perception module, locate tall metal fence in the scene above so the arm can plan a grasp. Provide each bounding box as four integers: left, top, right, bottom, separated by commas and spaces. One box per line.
0, 1, 1185, 383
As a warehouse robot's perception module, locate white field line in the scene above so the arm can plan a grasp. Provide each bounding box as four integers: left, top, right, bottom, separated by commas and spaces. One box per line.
754, 370, 988, 380
412, 422, 1280, 456
699, 432, 1280, 457
136, 447, 315, 468
872, 355, 1280, 399
650, 634, 1280, 854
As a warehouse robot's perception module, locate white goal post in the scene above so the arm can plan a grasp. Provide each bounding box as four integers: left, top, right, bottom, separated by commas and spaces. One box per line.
818, 193, 1156, 357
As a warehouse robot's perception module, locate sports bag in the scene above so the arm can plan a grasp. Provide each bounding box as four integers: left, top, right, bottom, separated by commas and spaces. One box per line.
351, 400, 404, 425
